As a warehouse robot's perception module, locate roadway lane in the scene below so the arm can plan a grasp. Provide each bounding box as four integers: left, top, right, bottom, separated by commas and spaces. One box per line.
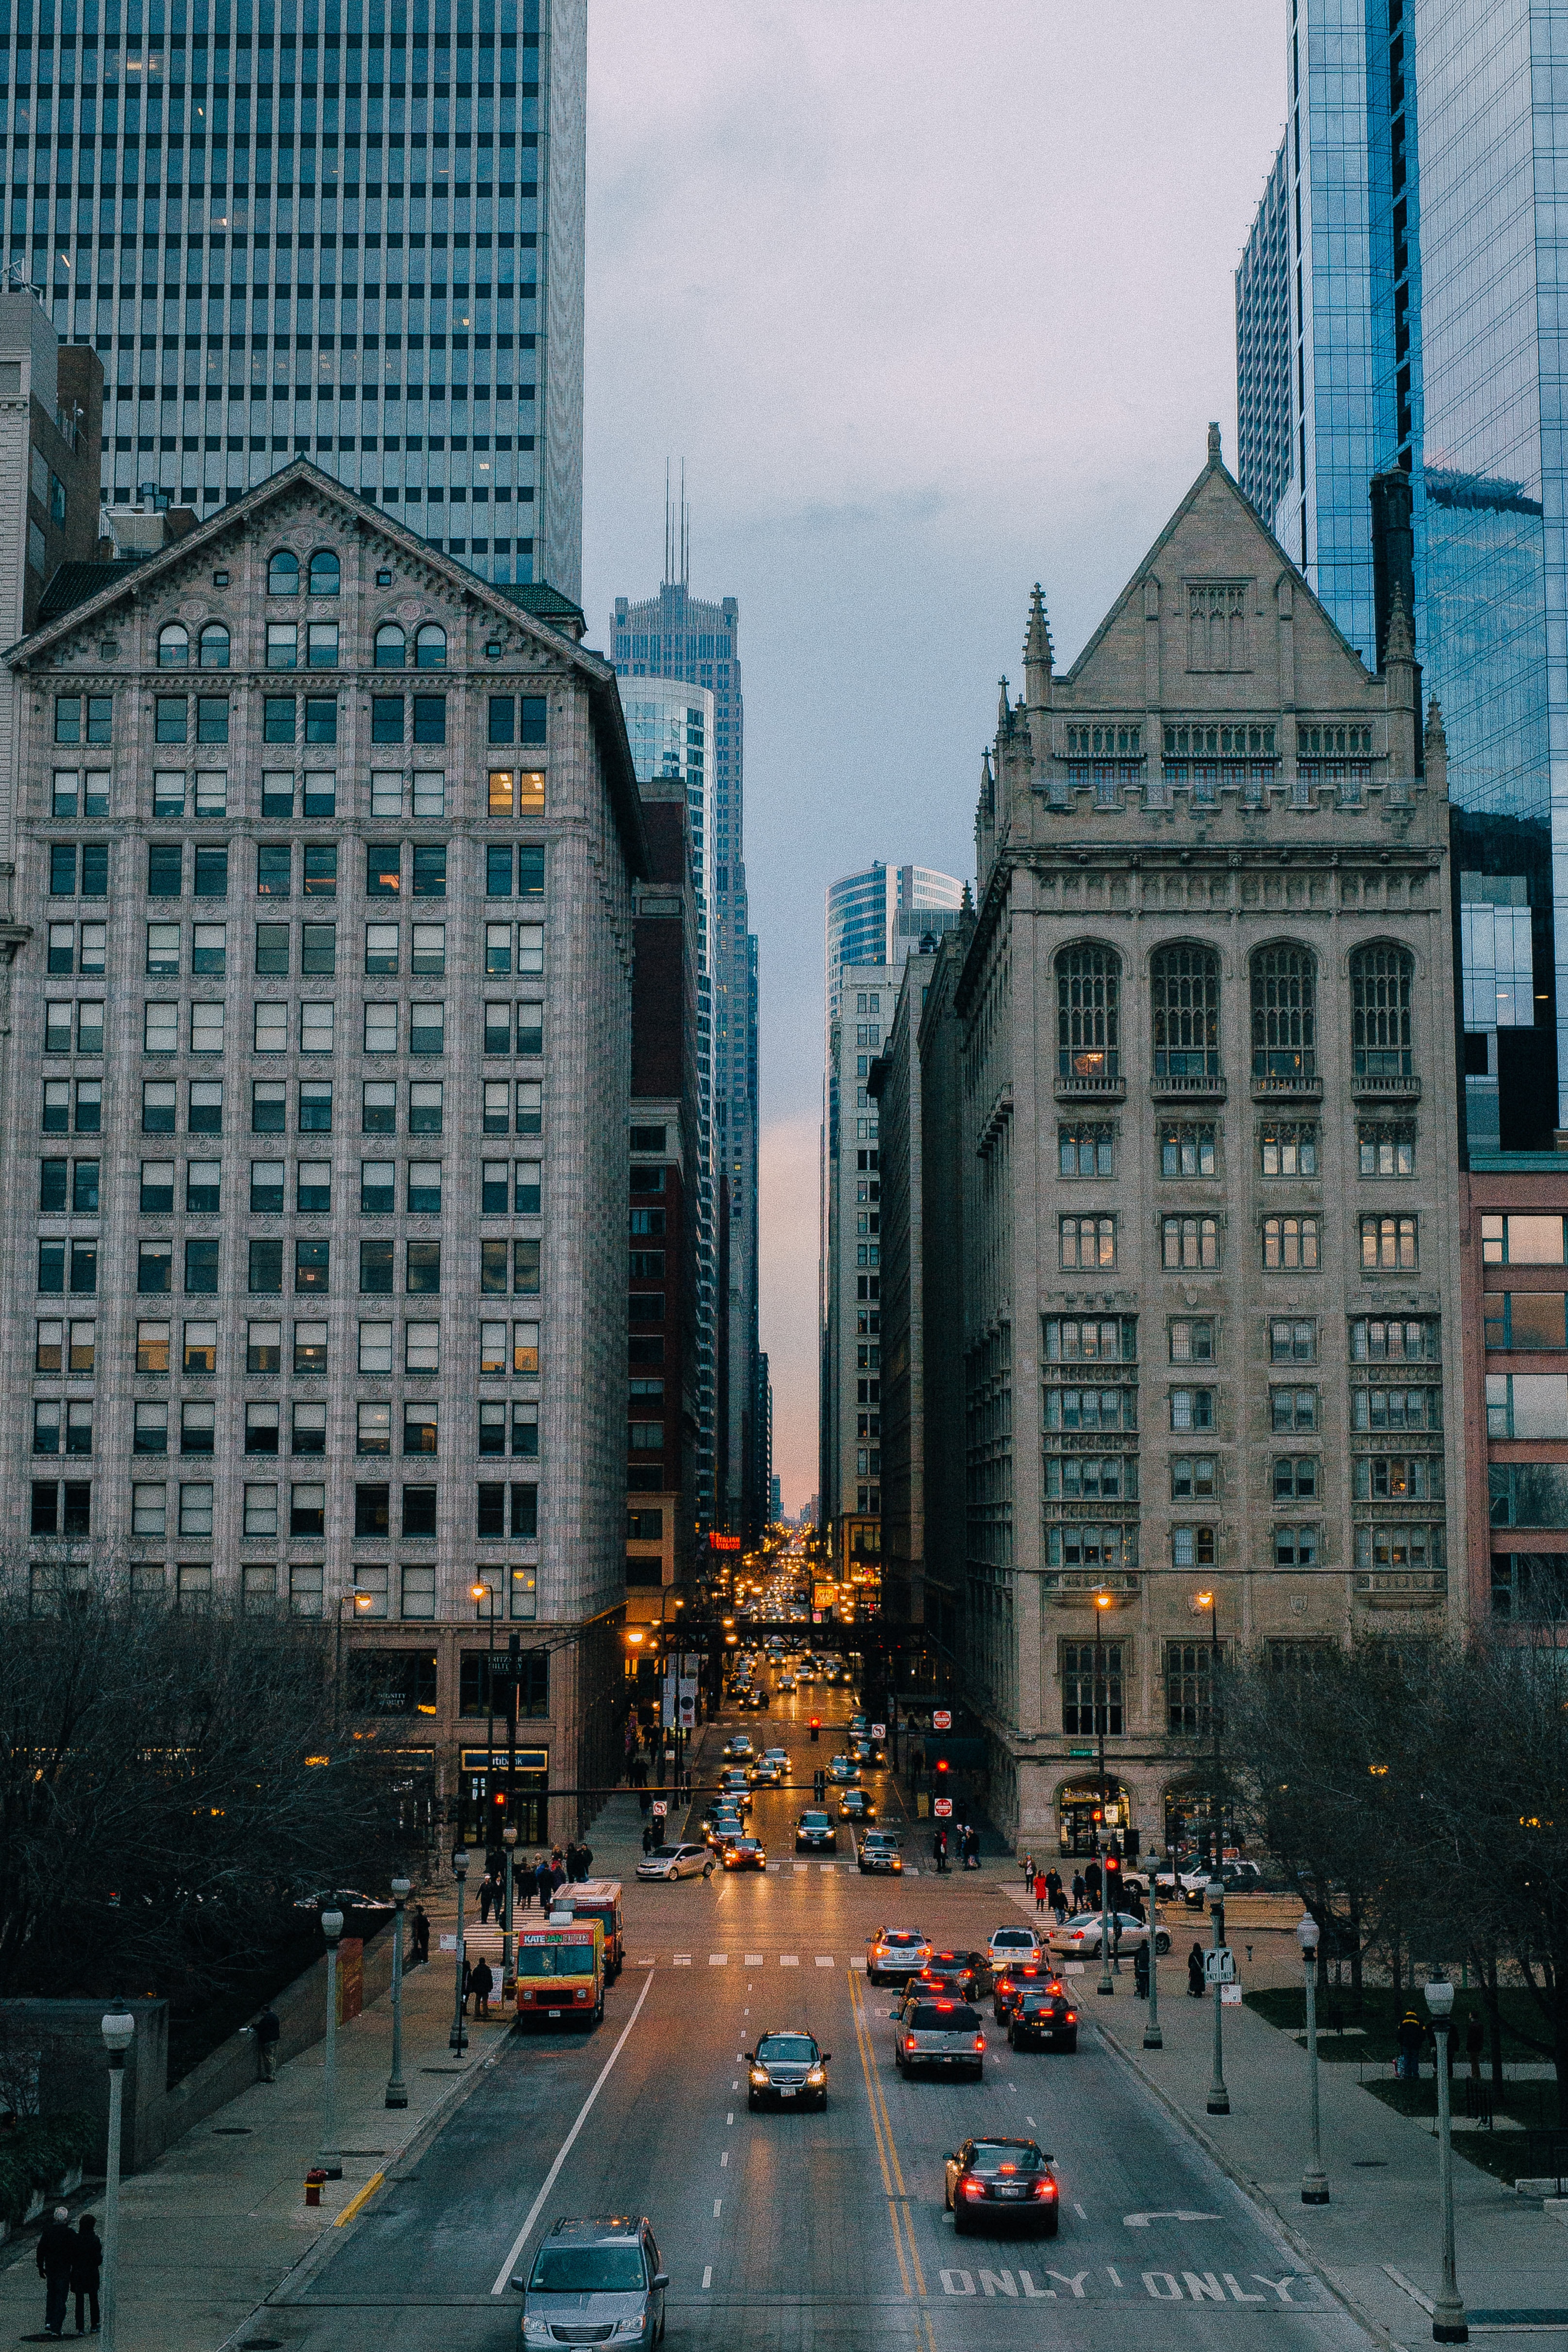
264, 1671, 1377, 2352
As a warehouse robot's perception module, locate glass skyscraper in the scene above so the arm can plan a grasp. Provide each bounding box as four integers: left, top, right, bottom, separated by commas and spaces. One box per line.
1236, 0, 1566, 1140
23, 0, 582, 592
614, 540, 759, 1535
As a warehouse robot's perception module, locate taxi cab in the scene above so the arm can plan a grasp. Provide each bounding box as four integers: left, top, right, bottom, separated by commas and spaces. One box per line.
514, 1914, 605, 2030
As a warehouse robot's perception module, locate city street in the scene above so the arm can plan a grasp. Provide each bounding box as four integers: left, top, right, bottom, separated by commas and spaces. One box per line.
261, 1683, 1373, 2352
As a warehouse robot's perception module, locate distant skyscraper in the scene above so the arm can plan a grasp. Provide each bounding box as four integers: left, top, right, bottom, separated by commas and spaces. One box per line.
825, 862, 963, 1023
49, 0, 583, 595
614, 493, 759, 1533
1236, 0, 1568, 1144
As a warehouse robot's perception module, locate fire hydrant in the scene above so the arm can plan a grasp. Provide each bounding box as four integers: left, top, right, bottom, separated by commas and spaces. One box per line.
305, 2168, 329, 2207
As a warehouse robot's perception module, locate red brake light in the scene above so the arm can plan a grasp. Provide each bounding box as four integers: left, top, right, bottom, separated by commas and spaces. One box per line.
962, 2179, 985, 2198
935, 2000, 955, 2011
974, 2034, 986, 2051
905, 2036, 918, 2052
1065, 2011, 1077, 2023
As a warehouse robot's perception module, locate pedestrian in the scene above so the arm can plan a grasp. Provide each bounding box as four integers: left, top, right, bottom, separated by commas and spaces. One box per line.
478, 1871, 495, 1926
70, 2214, 102, 2336
1020, 1850, 1034, 1890
1110, 1911, 1123, 1972
411, 1904, 430, 1966
641, 1820, 655, 1856
460, 1954, 473, 2016
1070, 1868, 1086, 1915
965, 1827, 981, 1870
1034, 1869, 1048, 1914
253, 2002, 281, 2082
517, 1866, 534, 1914
36, 2204, 75, 2338
534, 1856, 553, 1910
549, 1852, 567, 1895
1467, 2009, 1485, 2081
1084, 1859, 1102, 1910
577, 1842, 594, 1882
1186, 1942, 1205, 1999
934, 1827, 948, 1874
470, 1956, 495, 2020
1397, 2008, 1424, 2081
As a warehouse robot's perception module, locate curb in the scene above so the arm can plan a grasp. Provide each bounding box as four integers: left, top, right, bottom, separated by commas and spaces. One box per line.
1097, 2018, 1407, 2352
211, 2030, 515, 2348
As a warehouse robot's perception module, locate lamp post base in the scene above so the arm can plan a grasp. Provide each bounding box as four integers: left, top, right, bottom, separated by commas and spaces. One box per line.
1432, 2321, 1468, 2346
449, 2031, 468, 2054
1301, 2173, 1330, 2205
1207, 2088, 1231, 2115
1143, 2026, 1164, 2050
1097, 1981, 1116, 1997
385, 2085, 409, 2109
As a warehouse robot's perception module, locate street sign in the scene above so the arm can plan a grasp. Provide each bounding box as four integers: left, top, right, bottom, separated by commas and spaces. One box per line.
934, 1796, 953, 1818
870, 1722, 886, 1741
933, 1709, 952, 1731
1220, 1984, 1242, 2005
487, 1654, 531, 1680
1203, 1947, 1237, 1985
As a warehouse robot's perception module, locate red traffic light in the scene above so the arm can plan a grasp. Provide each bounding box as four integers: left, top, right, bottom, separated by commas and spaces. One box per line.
935, 1758, 949, 1774
810, 1717, 820, 1729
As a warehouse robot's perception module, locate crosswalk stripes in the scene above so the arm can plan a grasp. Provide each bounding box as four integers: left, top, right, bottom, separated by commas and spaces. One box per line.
815, 1955, 834, 1968
745, 1954, 764, 1967
709, 1952, 728, 1965
673, 1954, 691, 1966
779, 1953, 799, 1966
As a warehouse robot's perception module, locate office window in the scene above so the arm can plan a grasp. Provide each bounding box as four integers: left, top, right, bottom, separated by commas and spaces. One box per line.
255, 923, 290, 977
181, 1401, 215, 1455
363, 1081, 398, 1134
1151, 942, 1220, 1078
411, 844, 446, 898
1162, 1215, 1218, 1270
252, 1082, 287, 1134
367, 844, 401, 898
290, 1483, 326, 1537
1482, 1215, 1567, 1266
1264, 1215, 1319, 1270
304, 699, 338, 747
1484, 1292, 1568, 1352
1171, 1524, 1216, 1568
193, 925, 226, 978
309, 549, 341, 597
358, 1402, 393, 1456
402, 1565, 437, 1620
413, 694, 447, 744
1056, 941, 1120, 1082
133, 1401, 168, 1454
1270, 1320, 1316, 1362
243, 1481, 279, 1536
303, 845, 337, 897
295, 1320, 329, 1373
1273, 1454, 1319, 1500
410, 1082, 444, 1135
300, 1002, 335, 1055
155, 696, 188, 744
144, 1001, 178, 1055
1272, 1387, 1318, 1431
302, 923, 337, 976
145, 922, 180, 978
179, 1482, 214, 1537
132, 1483, 168, 1538
137, 1240, 172, 1294
1360, 1215, 1418, 1271
246, 1401, 281, 1454
412, 923, 446, 975
1168, 1318, 1213, 1364
307, 623, 339, 670
248, 1319, 283, 1373
404, 1404, 439, 1457
407, 1321, 441, 1373
372, 695, 405, 743
1350, 943, 1414, 1078
184, 1237, 220, 1294
1357, 1455, 1443, 1502
136, 1320, 171, 1373
191, 1002, 225, 1055
408, 1161, 442, 1214
295, 1238, 330, 1293
1165, 1639, 1223, 1736
268, 549, 300, 595
1169, 1386, 1214, 1431
359, 1319, 394, 1374
1159, 1123, 1216, 1178
1251, 944, 1316, 1083
1170, 1455, 1217, 1500
148, 842, 183, 898
402, 1485, 437, 1536
1273, 1525, 1319, 1568
293, 1402, 327, 1457
413, 773, 446, 820
299, 1081, 334, 1133
289, 1562, 324, 1618
374, 626, 406, 671
262, 769, 294, 819
1061, 1640, 1122, 1736
257, 844, 291, 899
250, 1238, 284, 1294
410, 1002, 445, 1056
361, 1239, 395, 1294
366, 923, 400, 976
406, 1240, 441, 1294
264, 696, 298, 744
1060, 1215, 1115, 1269
1041, 1385, 1133, 1432
1358, 1121, 1415, 1177
1350, 1318, 1441, 1362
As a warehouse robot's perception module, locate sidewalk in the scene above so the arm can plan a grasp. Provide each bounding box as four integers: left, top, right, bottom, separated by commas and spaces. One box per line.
999, 1886, 1568, 2344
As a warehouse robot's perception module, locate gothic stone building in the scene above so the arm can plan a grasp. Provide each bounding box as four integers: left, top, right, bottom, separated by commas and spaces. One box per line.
945, 428, 1467, 1854
0, 460, 646, 1840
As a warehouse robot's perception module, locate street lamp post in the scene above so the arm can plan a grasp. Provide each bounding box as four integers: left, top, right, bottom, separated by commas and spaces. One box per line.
1194, 1590, 1229, 2115
1144, 1875, 1163, 2051
471, 1578, 499, 1852
1297, 1912, 1328, 2202
449, 1848, 470, 2055
1425, 1978, 1468, 2344
319, 1906, 344, 2177
334, 1589, 374, 1735
385, 1877, 411, 2109
1094, 1591, 1115, 1998
501, 1825, 518, 1993
99, 2011, 134, 2352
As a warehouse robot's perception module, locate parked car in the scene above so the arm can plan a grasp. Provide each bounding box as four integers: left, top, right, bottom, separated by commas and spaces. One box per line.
1046, 1912, 1171, 1957
635, 1842, 714, 1882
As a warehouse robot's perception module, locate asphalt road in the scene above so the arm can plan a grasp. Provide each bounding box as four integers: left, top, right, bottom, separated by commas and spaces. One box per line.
268, 1680, 1376, 2352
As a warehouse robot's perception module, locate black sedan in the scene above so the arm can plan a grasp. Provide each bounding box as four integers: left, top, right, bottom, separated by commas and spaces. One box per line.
747, 2029, 830, 2111
1008, 1985, 1078, 2052
912, 1949, 992, 2003
795, 1810, 837, 1853
944, 2138, 1060, 2237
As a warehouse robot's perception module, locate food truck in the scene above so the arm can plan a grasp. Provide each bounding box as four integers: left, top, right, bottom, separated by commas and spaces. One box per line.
514, 1913, 605, 2029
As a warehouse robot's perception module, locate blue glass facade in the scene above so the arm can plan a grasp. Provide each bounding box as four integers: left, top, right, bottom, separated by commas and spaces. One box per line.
1235, 132, 1292, 530
16, 0, 582, 592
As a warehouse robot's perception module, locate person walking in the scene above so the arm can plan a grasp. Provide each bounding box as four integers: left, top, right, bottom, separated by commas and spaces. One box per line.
253, 2002, 281, 2082
641, 1819, 655, 1857
460, 1954, 473, 2016
966, 1827, 981, 1871
933, 1827, 948, 1874
1019, 1850, 1034, 1892
1070, 1868, 1086, 1914
549, 1852, 567, 1895
1186, 1942, 1205, 1999
410, 1904, 430, 1966
36, 2205, 75, 2338
470, 1955, 495, 2020
534, 1855, 554, 1911
517, 1865, 534, 1914
577, 1841, 594, 1883
478, 1871, 495, 1926
1397, 2008, 1425, 2081
1033, 1869, 1049, 1914
1084, 1859, 1102, 1911
70, 2214, 102, 2336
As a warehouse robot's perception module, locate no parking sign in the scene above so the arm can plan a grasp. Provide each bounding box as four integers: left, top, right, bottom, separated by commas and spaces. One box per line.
934, 1796, 953, 1818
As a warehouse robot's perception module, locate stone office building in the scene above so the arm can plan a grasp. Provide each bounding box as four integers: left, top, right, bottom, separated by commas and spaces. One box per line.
3, 459, 646, 1842
921, 427, 1468, 1854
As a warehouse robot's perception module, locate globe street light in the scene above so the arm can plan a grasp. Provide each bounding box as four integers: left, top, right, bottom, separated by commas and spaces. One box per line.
1296, 1912, 1329, 2203
99, 2011, 135, 2352
319, 1906, 344, 2178
1424, 1978, 1468, 2343
449, 1848, 470, 2055
385, 1877, 412, 2109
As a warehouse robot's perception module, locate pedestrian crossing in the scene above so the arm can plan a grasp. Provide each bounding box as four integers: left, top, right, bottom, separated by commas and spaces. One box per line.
658, 1952, 867, 1969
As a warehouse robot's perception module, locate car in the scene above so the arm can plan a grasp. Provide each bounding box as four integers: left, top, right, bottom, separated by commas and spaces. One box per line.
839, 1788, 877, 1821
777, 1674, 796, 1692
717, 1769, 753, 1807
943, 2139, 1059, 2237
827, 1755, 860, 1785
512, 2216, 668, 2347
893, 1995, 985, 2079
722, 1734, 754, 1761
1182, 1858, 1266, 1906
635, 1842, 715, 1882
987, 1924, 1043, 1967
1008, 1985, 1079, 2053
748, 1758, 784, 1788
795, 1810, 837, 1853
746, 2028, 830, 2110
850, 1714, 869, 1735
1047, 1911, 1171, 1957
762, 1745, 789, 1767
851, 1736, 885, 1767
721, 1836, 767, 1872
914, 1948, 992, 2002
867, 1927, 933, 1983
739, 1688, 771, 1711
795, 1667, 816, 1685
703, 1810, 745, 1850
993, 1958, 1056, 2023
858, 1833, 903, 1874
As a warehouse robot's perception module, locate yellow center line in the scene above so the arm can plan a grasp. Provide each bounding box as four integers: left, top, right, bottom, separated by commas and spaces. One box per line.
848, 1971, 911, 2298
849, 1973, 927, 2301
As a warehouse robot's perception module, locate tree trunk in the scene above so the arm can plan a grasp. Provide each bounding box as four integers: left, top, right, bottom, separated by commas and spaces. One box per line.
1553, 1956, 1568, 2133
1390, 1923, 1402, 2004
1485, 1951, 1505, 2094
1347, 1883, 1365, 2008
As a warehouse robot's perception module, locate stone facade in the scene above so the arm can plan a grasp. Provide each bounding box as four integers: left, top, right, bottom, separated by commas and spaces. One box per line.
822, 957, 901, 1585
929, 430, 1468, 1855
869, 949, 935, 1627
2, 458, 645, 1840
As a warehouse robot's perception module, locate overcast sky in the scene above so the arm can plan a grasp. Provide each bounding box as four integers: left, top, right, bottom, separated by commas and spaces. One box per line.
582, 2, 1287, 1515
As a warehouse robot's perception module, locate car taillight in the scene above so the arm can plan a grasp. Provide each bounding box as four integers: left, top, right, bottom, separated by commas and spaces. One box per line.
962, 2179, 985, 2198
1033, 2180, 1056, 2200
905, 2036, 918, 2052
974, 2035, 986, 2051
1065, 2010, 1077, 2023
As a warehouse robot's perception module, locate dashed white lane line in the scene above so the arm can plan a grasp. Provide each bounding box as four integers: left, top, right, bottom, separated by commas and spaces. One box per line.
815, 1955, 834, 1968
714, 2199, 722, 2219
709, 1952, 728, 1965
720, 2151, 729, 2168
1074, 2202, 1088, 2219
702, 2267, 713, 2290
780, 1953, 799, 1967
818, 1862, 836, 1872
1025, 2116, 1037, 2129
726, 2112, 734, 2125
793, 1863, 808, 1874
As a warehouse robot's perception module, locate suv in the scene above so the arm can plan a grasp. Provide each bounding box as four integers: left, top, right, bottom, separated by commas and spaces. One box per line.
513, 2217, 668, 2347
795, 1810, 837, 1853
858, 1832, 903, 1875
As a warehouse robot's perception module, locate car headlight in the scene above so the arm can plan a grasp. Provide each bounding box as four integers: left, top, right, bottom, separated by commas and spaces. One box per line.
806, 2068, 825, 2084
611, 2320, 648, 2341
522, 2320, 554, 2345
750, 2068, 769, 2085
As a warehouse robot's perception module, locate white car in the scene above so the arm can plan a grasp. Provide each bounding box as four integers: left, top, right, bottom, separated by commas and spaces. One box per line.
987, 1924, 1043, 1967
636, 1842, 715, 1882
1047, 1911, 1171, 1957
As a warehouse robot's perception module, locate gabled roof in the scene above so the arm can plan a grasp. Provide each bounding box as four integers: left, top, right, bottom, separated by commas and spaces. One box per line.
36, 558, 149, 624
1061, 437, 1373, 687
13, 461, 647, 877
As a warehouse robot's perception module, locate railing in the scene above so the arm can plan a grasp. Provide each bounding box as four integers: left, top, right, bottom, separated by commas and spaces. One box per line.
1151, 1072, 1227, 1100
1352, 1070, 1421, 1100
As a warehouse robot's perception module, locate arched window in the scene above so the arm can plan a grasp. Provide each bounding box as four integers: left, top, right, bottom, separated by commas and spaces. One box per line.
198, 621, 230, 670
374, 622, 407, 669
1251, 945, 1316, 1084
1056, 943, 1120, 1084
308, 548, 341, 597
1151, 942, 1220, 1079
415, 622, 448, 669
1351, 943, 1414, 1077
157, 622, 189, 668
267, 549, 300, 596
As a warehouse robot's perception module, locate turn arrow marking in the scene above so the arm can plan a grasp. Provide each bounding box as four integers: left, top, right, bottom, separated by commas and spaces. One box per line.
1122, 2211, 1222, 2228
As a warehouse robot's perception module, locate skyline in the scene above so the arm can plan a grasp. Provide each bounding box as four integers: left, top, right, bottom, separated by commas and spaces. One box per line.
582, 1, 1288, 1510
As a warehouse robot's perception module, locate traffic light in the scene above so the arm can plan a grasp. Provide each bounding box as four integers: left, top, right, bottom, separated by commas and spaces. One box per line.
935, 1757, 949, 1777
809, 1717, 820, 1742
1103, 1854, 1121, 1905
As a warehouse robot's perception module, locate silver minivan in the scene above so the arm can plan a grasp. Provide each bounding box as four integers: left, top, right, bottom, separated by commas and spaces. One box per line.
514, 2216, 668, 2347
891, 1995, 987, 2080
